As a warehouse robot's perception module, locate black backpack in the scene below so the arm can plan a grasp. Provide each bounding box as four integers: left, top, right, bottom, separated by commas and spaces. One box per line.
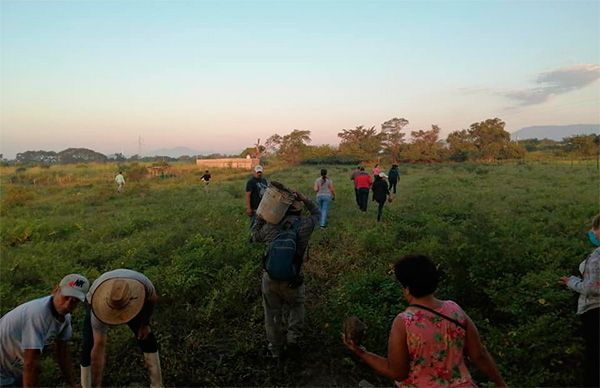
264, 218, 302, 281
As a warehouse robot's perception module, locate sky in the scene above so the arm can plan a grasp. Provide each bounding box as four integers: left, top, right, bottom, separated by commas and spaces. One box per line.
1, 0, 599, 158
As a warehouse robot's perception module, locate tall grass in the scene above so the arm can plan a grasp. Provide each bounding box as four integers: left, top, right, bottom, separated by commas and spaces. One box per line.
0, 161, 597, 386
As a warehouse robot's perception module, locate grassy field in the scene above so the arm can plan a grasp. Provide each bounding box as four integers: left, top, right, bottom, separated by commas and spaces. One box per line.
0, 160, 598, 386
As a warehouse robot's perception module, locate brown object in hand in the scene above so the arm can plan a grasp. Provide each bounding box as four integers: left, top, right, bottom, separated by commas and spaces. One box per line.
343, 316, 367, 345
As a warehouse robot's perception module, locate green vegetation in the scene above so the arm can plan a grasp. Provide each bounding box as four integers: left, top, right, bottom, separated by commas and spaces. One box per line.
0, 161, 597, 386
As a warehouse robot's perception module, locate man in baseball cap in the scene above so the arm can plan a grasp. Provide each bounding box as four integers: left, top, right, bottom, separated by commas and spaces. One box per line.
246, 164, 268, 228
80, 269, 161, 388
0, 274, 89, 387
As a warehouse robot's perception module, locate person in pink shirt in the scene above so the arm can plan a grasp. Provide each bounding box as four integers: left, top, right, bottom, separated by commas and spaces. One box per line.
373, 164, 380, 178
343, 254, 506, 387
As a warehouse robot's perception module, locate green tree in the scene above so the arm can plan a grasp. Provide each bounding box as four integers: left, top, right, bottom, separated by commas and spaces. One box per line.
563, 134, 599, 158
446, 129, 477, 161
337, 125, 384, 161
469, 118, 512, 161
264, 134, 283, 156
271, 130, 312, 164
381, 117, 408, 162
404, 125, 445, 162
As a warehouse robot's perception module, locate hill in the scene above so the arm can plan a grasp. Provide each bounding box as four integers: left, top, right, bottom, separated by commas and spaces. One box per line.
511, 124, 599, 140
145, 146, 202, 157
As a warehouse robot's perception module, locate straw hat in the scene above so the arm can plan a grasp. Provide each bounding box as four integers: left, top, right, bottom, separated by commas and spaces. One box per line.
91, 278, 145, 325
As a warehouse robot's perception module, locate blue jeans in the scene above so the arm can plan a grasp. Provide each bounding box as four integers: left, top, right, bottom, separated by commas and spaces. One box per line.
317, 195, 332, 227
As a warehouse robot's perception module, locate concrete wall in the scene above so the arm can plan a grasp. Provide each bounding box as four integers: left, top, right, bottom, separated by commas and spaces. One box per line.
196, 158, 260, 170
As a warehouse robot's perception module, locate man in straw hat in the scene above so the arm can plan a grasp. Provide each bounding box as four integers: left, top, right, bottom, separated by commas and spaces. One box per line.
0, 274, 89, 387
251, 189, 320, 361
80, 269, 161, 387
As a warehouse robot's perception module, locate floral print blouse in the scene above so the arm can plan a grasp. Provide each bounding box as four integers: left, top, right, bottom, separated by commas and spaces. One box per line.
396, 300, 476, 387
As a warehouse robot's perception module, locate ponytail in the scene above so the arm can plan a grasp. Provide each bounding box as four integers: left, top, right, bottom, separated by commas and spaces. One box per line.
321, 168, 327, 182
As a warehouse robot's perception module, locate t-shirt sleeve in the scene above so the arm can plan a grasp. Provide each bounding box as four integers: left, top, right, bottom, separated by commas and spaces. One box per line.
245, 179, 254, 192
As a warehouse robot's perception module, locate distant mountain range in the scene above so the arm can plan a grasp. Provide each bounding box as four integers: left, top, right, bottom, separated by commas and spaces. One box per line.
144, 146, 202, 158
511, 124, 599, 141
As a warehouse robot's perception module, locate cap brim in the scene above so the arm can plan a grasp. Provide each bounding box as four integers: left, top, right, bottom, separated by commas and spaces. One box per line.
60, 286, 86, 302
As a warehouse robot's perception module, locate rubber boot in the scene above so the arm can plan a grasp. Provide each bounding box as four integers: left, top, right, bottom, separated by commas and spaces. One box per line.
80, 365, 91, 388
143, 352, 163, 388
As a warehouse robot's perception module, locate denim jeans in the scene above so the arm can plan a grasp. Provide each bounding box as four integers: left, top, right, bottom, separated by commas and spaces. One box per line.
317, 195, 332, 227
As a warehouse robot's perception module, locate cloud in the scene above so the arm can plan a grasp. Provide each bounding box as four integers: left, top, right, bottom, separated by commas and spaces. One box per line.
503, 64, 600, 106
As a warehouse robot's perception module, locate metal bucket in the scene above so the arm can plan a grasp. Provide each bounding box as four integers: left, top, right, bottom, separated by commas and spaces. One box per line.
256, 184, 295, 224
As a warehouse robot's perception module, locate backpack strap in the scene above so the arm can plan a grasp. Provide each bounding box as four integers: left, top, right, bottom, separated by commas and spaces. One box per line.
408, 304, 467, 330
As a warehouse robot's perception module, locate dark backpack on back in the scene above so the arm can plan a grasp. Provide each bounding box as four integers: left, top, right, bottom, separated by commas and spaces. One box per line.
265, 218, 302, 281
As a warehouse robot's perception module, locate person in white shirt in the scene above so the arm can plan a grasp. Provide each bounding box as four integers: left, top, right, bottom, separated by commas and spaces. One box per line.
80, 269, 161, 388
0, 274, 89, 387
115, 172, 125, 192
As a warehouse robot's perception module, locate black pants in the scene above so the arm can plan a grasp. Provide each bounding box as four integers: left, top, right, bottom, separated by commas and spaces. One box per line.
80, 303, 158, 367
376, 200, 385, 221
358, 188, 370, 211
582, 308, 599, 387
389, 180, 397, 194
354, 188, 359, 206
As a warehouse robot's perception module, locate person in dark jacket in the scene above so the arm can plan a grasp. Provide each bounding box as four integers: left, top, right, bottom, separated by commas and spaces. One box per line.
388, 164, 400, 194
372, 172, 390, 222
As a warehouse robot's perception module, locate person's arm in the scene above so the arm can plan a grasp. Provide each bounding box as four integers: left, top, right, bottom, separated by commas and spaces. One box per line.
296, 191, 320, 224
137, 293, 158, 340
464, 315, 506, 387
91, 330, 108, 387
563, 250, 600, 296
245, 191, 253, 216
330, 181, 336, 198
55, 339, 78, 387
343, 314, 409, 381
23, 349, 41, 387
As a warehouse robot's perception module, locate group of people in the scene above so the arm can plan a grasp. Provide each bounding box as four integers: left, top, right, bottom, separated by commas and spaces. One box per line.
244, 163, 599, 386
0, 270, 162, 387
350, 164, 400, 221
4, 164, 597, 387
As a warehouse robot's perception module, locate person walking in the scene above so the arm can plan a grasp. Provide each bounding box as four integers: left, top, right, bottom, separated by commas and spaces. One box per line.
0, 274, 90, 387
314, 168, 336, 229
372, 172, 390, 222
354, 167, 372, 212
80, 269, 162, 388
200, 170, 211, 193
251, 190, 320, 360
350, 165, 361, 207
115, 171, 125, 193
245, 165, 268, 228
343, 254, 506, 387
372, 164, 380, 178
388, 164, 400, 194
560, 213, 600, 387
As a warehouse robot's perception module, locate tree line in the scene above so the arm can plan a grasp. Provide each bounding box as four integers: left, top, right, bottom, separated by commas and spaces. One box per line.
5, 117, 598, 166
247, 117, 599, 164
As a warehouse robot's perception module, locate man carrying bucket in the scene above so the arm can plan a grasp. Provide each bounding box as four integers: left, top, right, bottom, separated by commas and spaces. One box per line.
251, 189, 320, 361
245, 165, 268, 228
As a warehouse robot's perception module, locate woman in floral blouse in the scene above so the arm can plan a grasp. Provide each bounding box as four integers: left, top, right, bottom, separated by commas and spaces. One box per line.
343, 254, 505, 387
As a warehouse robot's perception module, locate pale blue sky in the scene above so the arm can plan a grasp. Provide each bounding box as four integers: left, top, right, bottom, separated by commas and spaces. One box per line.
1, 0, 598, 158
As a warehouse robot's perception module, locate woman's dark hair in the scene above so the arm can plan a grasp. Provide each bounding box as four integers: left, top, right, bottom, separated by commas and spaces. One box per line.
394, 254, 439, 297
321, 168, 327, 181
